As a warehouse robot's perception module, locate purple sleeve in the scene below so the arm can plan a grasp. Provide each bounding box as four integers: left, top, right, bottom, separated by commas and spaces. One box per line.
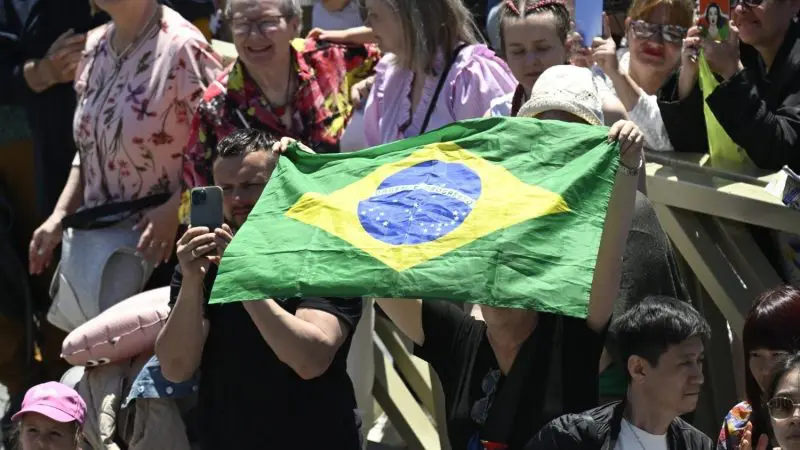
363, 57, 390, 148
449, 47, 517, 121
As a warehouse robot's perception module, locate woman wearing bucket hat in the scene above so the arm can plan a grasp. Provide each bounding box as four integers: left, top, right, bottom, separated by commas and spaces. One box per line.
522, 64, 691, 406
10, 381, 86, 450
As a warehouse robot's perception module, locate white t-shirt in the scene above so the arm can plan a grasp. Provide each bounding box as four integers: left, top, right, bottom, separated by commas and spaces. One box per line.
311, 1, 363, 31
615, 419, 669, 450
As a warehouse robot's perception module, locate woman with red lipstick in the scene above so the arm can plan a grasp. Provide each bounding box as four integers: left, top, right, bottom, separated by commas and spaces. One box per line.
717, 286, 800, 450
590, 0, 693, 150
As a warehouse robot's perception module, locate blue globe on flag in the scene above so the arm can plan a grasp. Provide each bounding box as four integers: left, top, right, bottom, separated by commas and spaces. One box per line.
358, 160, 482, 246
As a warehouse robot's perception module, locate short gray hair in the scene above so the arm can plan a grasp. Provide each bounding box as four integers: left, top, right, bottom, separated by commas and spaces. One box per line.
365, 0, 481, 75
224, 0, 303, 22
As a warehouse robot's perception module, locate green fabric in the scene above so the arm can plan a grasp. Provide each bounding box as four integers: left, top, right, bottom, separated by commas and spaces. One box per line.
599, 363, 627, 397
0, 106, 31, 146
698, 52, 754, 171
210, 117, 619, 317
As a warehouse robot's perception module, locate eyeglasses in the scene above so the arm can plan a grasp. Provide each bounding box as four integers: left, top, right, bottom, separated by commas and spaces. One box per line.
735, 0, 765, 6
231, 15, 285, 36
630, 20, 688, 44
767, 397, 800, 419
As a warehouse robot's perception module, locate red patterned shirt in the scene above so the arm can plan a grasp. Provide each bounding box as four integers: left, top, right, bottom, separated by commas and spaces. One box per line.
180, 38, 380, 221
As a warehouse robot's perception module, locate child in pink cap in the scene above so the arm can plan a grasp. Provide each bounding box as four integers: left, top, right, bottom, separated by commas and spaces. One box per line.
10, 381, 86, 450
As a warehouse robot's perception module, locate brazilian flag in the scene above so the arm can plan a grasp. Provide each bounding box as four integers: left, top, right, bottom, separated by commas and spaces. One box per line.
210, 117, 619, 318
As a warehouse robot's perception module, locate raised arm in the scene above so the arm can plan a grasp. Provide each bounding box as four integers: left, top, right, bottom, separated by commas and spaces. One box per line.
586, 121, 643, 332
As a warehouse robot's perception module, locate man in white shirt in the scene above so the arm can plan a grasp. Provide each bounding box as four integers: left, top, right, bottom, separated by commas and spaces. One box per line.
526, 296, 714, 450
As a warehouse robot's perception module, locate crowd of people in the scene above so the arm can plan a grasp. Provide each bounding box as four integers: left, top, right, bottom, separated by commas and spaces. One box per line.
1, 0, 800, 449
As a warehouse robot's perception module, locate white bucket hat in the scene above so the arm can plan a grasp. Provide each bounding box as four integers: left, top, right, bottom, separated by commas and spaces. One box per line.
517, 65, 604, 126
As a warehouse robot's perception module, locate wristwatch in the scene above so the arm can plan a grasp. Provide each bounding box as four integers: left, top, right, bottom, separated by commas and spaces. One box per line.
619, 155, 643, 177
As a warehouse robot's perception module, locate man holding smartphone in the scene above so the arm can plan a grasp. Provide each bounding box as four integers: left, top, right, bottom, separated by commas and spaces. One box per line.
155, 129, 364, 450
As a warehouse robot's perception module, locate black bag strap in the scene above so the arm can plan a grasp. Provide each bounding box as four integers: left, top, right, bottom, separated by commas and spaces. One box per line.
419, 43, 469, 135
61, 193, 171, 230
480, 314, 562, 445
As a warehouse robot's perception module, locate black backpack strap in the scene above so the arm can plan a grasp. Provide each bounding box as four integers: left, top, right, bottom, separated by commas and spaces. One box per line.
419, 43, 469, 135
61, 193, 171, 230
480, 314, 558, 445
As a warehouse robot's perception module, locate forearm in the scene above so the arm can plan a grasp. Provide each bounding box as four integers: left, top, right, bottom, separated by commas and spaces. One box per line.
586, 166, 639, 332
678, 67, 698, 101
333, 26, 376, 45
607, 71, 644, 113
50, 166, 84, 220
243, 299, 341, 379
156, 280, 208, 382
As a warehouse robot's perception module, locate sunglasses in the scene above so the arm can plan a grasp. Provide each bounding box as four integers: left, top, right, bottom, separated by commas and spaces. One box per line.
767, 397, 800, 420
629, 20, 688, 44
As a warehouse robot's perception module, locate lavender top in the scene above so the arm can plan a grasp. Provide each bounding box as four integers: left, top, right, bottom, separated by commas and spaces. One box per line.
364, 44, 517, 146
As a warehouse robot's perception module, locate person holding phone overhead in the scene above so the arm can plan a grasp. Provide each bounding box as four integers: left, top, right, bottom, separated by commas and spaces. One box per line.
589, 0, 694, 150
157, 129, 365, 450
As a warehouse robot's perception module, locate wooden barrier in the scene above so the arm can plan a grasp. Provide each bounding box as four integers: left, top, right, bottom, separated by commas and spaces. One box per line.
644, 150, 799, 436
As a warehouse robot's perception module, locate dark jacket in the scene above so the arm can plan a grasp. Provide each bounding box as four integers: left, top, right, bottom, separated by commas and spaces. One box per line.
525, 401, 714, 450
658, 20, 800, 172
0, 0, 108, 215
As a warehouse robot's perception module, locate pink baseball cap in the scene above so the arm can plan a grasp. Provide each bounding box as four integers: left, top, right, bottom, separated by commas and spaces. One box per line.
11, 382, 86, 425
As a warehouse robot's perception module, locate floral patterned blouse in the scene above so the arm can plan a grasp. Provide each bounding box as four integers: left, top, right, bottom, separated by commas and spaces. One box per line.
179, 38, 380, 222
73, 5, 223, 208
717, 401, 752, 449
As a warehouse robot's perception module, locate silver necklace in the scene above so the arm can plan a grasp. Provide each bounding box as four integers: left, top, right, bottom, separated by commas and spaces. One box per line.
110, 4, 161, 63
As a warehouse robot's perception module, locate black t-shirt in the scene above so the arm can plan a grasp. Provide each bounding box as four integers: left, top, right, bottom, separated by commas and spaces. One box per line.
170, 264, 364, 450
414, 300, 605, 450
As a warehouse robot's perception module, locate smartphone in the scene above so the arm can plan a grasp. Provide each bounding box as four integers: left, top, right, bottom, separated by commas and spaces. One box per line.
190, 186, 224, 231
698, 0, 731, 41
575, 0, 603, 47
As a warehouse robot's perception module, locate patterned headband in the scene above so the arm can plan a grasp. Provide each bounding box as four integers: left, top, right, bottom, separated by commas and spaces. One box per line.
505, 0, 568, 16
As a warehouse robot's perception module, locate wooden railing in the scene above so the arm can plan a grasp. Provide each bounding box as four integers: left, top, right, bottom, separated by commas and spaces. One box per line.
644, 151, 799, 435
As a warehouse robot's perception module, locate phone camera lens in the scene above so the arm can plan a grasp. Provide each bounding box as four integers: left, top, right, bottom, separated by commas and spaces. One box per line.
194, 189, 207, 204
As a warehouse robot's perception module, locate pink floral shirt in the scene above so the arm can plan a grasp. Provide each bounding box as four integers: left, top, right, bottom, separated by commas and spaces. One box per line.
73, 6, 223, 208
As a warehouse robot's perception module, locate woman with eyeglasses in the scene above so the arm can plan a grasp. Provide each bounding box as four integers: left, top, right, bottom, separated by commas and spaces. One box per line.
181, 0, 381, 221
739, 351, 800, 450
589, 0, 694, 151
717, 286, 800, 450
657, 0, 800, 169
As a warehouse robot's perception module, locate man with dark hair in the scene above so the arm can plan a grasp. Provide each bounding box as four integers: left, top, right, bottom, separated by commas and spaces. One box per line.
526, 296, 714, 450
156, 129, 364, 450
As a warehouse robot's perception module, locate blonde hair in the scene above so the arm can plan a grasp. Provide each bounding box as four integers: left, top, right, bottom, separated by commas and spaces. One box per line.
368, 0, 481, 74
627, 0, 694, 29
12, 420, 82, 450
